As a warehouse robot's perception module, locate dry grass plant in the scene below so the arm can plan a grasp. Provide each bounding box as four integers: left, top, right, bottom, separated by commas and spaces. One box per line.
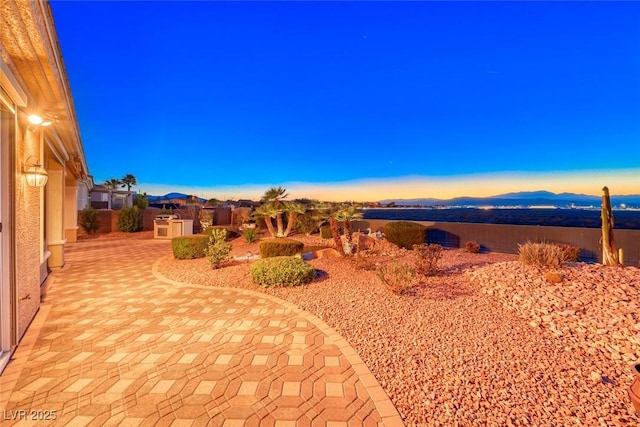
414, 243, 443, 276
376, 260, 417, 295
518, 241, 565, 269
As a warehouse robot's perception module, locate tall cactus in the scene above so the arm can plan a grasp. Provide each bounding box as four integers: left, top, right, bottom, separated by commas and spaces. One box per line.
601, 186, 620, 266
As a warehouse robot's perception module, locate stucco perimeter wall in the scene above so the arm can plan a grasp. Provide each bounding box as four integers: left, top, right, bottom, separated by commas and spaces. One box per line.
353, 219, 640, 267
15, 128, 43, 339
79, 208, 235, 236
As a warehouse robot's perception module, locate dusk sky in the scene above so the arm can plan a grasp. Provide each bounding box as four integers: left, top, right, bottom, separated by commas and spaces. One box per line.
50, 1, 639, 201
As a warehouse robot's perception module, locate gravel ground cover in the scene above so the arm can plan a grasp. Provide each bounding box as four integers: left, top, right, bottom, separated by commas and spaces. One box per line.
154, 232, 640, 426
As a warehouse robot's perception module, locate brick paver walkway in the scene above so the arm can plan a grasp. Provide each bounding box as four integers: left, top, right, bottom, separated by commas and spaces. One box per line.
0, 238, 404, 426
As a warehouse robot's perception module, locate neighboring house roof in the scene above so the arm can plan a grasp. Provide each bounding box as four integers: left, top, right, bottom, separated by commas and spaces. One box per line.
91, 184, 132, 195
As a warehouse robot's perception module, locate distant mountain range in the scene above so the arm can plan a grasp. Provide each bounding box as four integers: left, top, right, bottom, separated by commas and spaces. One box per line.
378, 191, 640, 208
145, 192, 207, 203
142, 190, 640, 209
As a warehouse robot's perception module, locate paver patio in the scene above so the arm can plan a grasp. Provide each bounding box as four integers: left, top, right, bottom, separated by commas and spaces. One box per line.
0, 238, 404, 426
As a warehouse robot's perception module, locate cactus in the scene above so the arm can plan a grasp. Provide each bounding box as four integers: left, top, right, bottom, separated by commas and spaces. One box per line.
601, 186, 620, 266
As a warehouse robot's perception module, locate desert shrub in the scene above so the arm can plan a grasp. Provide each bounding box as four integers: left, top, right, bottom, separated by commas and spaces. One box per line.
251, 256, 315, 287
295, 212, 318, 235
172, 235, 209, 259
159, 205, 173, 215
384, 221, 427, 249
465, 241, 481, 254
352, 252, 377, 271
414, 243, 443, 276
554, 243, 580, 262
320, 226, 332, 239
376, 260, 417, 295
205, 228, 232, 268
243, 227, 259, 243
518, 241, 565, 269
117, 206, 142, 232
79, 207, 99, 234
259, 239, 304, 258
545, 270, 564, 284
133, 194, 149, 210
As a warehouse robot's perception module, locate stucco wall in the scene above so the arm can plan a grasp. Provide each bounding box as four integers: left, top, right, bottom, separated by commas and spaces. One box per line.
15, 128, 43, 339
352, 219, 640, 267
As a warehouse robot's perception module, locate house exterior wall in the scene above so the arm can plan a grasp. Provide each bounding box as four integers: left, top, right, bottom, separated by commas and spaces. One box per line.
0, 0, 91, 371
12, 123, 43, 341
65, 185, 78, 243
77, 180, 91, 210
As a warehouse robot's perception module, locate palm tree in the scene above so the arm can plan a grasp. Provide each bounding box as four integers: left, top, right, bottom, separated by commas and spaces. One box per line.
262, 186, 288, 205
121, 174, 137, 191
261, 186, 289, 237
335, 207, 363, 255
313, 203, 345, 255
104, 178, 122, 189
254, 203, 281, 238
282, 202, 305, 237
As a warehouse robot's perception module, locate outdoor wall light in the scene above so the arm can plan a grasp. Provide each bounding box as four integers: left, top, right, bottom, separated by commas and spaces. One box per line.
23, 157, 48, 187
27, 114, 53, 128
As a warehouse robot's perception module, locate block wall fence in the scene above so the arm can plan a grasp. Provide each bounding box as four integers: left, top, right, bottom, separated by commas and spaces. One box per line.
354, 219, 640, 267
77, 211, 640, 266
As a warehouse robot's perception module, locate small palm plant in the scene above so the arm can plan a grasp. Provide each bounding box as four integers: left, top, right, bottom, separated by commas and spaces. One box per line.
262, 186, 288, 236
335, 206, 363, 255
254, 203, 282, 238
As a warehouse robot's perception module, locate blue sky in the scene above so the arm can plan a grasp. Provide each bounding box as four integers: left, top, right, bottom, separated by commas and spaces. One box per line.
51, 1, 640, 201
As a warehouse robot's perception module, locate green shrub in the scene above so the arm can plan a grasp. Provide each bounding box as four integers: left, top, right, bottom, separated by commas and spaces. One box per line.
376, 260, 417, 295
518, 241, 565, 269
414, 243, 443, 276
554, 243, 580, 262
384, 221, 427, 249
251, 256, 316, 287
133, 193, 149, 210
320, 226, 332, 239
172, 235, 209, 259
259, 238, 304, 258
117, 206, 142, 232
205, 228, 232, 268
295, 212, 318, 235
203, 226, 238, 240
242, 227, 259, 243
79, 207, 99, 234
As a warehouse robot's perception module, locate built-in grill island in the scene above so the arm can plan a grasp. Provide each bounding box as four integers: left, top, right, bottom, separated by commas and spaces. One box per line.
153, 213, 194, 239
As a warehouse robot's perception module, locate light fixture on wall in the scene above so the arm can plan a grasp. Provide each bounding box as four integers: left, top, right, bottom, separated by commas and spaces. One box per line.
27, 114, 53, 127
23, 156, 48, 187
